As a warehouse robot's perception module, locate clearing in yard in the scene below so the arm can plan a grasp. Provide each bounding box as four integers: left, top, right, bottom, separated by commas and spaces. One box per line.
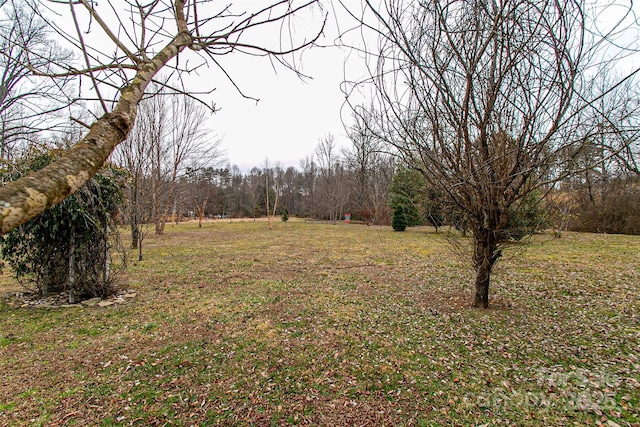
0, 220, 638, 426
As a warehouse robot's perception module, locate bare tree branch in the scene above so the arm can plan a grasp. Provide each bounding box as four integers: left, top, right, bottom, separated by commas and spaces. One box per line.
0, 0, 325, 233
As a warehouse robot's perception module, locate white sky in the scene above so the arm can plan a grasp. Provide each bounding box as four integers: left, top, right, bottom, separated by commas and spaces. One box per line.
184, 2, 360, 173
197, 0, 640, 173
209, 40, 353, 172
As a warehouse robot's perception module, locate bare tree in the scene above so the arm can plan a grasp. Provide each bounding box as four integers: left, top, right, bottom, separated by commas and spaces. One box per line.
0, 0, 325, 234
0, 0, 73, 160
182, 166, 215, 227
264, 160, 279, 230
561, 74, 640, 234
299, 155, 317, 219
340, 0, 640, 307
156, 92, 221, 234
343, 106, 392, 224
114, 85, 223, 236
111, 102, 152, 249
315, 134, 348, 224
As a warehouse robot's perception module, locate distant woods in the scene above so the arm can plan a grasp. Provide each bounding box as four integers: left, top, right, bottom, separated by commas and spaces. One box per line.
111, 130, 396, 236
109, 124, 639, 238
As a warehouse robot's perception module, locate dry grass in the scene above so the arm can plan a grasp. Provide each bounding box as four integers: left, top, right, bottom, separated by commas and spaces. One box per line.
0, 219, 638, 426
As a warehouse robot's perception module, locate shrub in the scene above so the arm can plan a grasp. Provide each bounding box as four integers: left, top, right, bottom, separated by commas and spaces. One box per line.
392, 205, 407, 231
505, 190, 547, 240
0, 148, 127, 298
569, 176, 640, 235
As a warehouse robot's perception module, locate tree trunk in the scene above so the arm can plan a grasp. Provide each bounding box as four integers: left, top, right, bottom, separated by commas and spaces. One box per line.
157, 173, 178, 235
130, 221, 139, 249
130, 187, 139, 248
104, 224, 110, 284
172, 199, 178, 225
196, 196, 207, 227
474, 257, 491, 309
129, 182, 140, 248
473, 230, 501, 308
67, 231, 75, 302
152, 160, 163, 234
156, 217, 166, 235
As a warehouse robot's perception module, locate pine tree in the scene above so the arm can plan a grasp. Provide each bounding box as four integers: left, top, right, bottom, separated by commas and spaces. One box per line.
392, 205, 407, 231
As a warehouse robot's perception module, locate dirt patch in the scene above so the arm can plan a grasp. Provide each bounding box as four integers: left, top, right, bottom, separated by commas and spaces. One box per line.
1, 288, 138, 308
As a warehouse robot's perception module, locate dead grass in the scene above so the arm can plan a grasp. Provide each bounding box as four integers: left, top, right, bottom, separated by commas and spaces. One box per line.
0, 219, 639, 426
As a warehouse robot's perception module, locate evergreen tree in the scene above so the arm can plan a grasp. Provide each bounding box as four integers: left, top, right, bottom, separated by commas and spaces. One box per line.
392, 204, 407, 231
389, 166, 425, 226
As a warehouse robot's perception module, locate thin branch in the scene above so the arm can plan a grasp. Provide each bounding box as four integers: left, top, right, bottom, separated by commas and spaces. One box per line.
68, 0, 107, 113
78, 0, 139, 64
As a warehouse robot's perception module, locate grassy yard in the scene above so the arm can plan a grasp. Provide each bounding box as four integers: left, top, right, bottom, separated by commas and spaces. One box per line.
0, 220, 638, 426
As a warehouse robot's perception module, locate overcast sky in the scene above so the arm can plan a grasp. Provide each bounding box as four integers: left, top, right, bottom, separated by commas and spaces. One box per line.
210, 41, 352, 172
187, 0, 640, 173
202, 5, 356, 172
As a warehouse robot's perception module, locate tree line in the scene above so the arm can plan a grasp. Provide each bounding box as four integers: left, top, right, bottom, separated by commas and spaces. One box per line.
112, 104, 396, 245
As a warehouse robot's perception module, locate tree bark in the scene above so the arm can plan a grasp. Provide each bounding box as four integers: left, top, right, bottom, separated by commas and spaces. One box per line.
130, 221, 139, 249
473, 230, 501, 309
104, 224, 110, 284
474, 257, 491, 309
129, 182, 140, 248
157, 176, 178, 234
196, 197, 207, 227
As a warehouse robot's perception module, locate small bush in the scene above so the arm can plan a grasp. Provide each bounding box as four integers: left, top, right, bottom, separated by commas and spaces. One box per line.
392, 205, 407, 231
